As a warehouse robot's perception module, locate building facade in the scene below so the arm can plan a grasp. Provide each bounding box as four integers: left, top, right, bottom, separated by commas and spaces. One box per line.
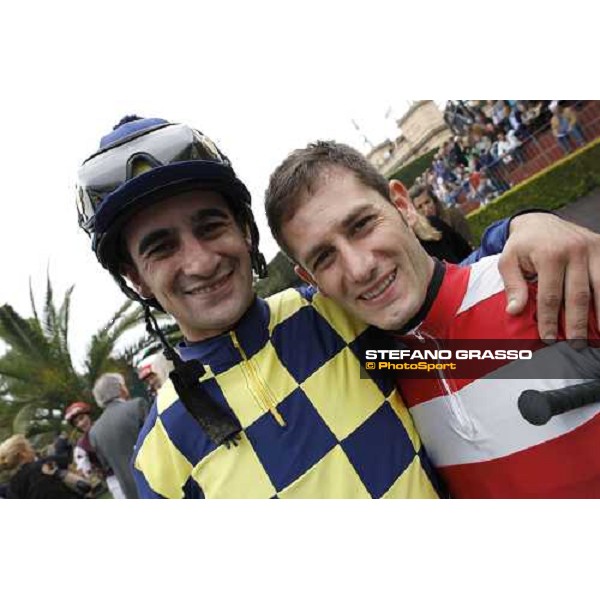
368, 100, 452, 177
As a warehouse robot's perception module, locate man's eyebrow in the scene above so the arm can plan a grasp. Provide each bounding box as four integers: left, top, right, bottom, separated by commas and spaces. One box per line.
302, 204, 372, 268
190, 207, 230, 223
340, 204, 372, 230
137, 208, 231, 256
137, 228, 174, 257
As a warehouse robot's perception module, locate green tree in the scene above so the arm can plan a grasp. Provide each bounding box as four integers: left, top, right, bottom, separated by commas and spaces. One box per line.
0, 275, 153, 444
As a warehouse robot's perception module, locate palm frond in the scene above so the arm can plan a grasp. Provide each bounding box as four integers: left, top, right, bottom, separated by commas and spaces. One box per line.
43, 271, 58, 340
29, 277, 39, 324
1, 274, 152, 438
0, 304, 50, 362
12, 404, 37, 434
57, 285, 76, 369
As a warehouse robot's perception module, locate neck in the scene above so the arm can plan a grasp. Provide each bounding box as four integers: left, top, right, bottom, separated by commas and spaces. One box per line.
395, 259, 445, 335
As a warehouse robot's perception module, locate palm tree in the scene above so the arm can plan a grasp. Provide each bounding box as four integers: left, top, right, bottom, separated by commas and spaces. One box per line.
0, 275, 155, 444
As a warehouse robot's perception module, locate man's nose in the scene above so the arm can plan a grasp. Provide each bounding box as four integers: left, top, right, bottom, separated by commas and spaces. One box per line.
340, 243, 376, 284
179, 234, 220, 277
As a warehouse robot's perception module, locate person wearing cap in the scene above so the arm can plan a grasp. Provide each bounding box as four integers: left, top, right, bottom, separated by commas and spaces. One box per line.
76, 116, 600, 499
137, 362, 161, 398
137, 353, 172, 402
65, 401, 124, 499
65, 402, 97, 477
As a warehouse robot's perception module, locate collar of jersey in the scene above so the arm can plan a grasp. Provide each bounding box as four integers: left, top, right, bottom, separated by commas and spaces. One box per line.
176, 295, 270, 373
399, 260, 471, 338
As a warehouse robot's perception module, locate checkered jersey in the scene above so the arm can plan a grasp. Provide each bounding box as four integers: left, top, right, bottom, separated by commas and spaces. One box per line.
132, 288, 441, 499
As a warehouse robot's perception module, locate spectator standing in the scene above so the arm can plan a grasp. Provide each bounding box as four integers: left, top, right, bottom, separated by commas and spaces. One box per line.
411, 184, 474, 246
449, 136, 469, 168
137, 353, 172, 403
65, 401, 124, 499
467, 169, 498, 205
413, 212, 472, 264
508, 104, 527, 140
482, 100, 495, 121
474, 112, 496, 137
550, 102, 586, 153
432, 154, 449, 182
91, 373, 148, 499
474, 131, 493, 158
496, 131, 523, 165
491, 100, 510, 130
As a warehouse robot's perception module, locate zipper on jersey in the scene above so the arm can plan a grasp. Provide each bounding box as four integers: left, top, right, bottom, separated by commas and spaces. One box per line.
230, 331, 287, 427
412, 326, 477, 438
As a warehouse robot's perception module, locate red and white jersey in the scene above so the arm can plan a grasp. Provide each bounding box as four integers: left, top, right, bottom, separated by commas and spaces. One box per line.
397, 256, 600, 498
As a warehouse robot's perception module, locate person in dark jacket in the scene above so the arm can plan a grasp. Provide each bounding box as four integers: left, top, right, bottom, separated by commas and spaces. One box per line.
416, 214, 473, 263
0, 434, 81, 499
410, 183, 474, 246
407, 187, 472, 263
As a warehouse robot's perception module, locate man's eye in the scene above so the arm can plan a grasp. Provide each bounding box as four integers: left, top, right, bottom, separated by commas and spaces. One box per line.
313, 248, 334, 272
146, 242, 172, 257
197, 221, 226, 237
351, 215, 375, 234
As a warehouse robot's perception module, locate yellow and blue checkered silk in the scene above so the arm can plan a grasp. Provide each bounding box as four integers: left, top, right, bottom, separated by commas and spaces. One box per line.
132, 288, 442, 498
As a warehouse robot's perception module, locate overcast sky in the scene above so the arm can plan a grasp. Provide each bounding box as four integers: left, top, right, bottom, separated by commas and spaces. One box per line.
0, 3, 414, 368
0, 1, 592, 369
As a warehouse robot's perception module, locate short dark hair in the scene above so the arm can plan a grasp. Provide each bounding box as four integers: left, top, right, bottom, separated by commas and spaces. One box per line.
265, 141, 391, 257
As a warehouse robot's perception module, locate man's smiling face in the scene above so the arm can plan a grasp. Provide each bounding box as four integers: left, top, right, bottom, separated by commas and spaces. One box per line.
123, 189, 254, 342
282, 168, 434, 331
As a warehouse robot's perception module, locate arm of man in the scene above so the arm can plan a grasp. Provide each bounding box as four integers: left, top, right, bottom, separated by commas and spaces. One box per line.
461, 211, 600, 341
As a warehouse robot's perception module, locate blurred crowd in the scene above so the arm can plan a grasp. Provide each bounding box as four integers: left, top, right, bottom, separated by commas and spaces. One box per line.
0, 353, 171, 499
418, 100, 588, 209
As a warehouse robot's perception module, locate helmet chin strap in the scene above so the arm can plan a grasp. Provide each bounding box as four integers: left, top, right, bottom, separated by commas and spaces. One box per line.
106, 201, 268, 448
238, 201, 268, 280
251, 249, 268, 279
143, 303, 242, 448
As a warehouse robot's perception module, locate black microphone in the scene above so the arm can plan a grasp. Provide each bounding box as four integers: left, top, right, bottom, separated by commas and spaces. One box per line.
518, 380, 600, 426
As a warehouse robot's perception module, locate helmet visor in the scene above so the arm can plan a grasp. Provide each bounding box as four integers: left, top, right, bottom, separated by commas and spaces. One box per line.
76, 124, 229, 234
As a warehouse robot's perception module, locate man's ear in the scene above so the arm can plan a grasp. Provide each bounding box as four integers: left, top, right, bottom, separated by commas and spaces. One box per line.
122, 265, 153, 300
243, 225, 253, 251
294, 264, 326, 294
389, 179, 418, 227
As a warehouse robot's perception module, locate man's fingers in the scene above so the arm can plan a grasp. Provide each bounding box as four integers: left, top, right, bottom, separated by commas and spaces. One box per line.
589, 250, 600, 331
498, 251, 529, 315
563, 253, 591, 341
536, 257, 566, 342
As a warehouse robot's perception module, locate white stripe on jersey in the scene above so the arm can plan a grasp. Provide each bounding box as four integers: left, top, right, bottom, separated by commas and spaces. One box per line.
410, 374, 599, 468
458, 255, 505, 314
